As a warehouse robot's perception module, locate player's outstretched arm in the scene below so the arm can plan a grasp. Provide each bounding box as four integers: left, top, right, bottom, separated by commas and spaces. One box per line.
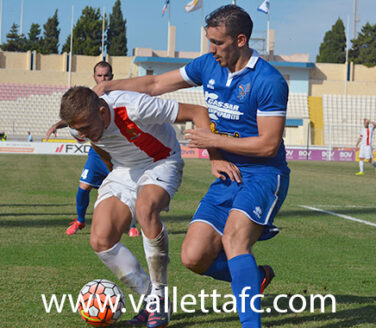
185, 115, 286, 158
93, 70, 191, 97
45, 120, 68, 140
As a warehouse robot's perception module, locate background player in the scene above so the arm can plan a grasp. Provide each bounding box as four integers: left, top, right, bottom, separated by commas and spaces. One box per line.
60, 86, 212, 327
355, 118, 376, 175
46, 61, 140, 236
93, 5, 290, 327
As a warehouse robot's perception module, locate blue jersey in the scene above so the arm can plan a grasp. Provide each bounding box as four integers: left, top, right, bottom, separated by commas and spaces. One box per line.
80, 147, 110, 188
181, 51, 289, 174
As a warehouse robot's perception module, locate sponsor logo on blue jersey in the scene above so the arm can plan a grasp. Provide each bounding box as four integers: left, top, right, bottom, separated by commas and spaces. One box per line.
237, 83, 251, 100
205, 91, 243, 121
207, 79, 215, 89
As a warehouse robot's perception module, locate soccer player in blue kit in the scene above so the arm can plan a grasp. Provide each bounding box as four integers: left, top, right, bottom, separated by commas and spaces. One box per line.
94, 5, 290, 327
47, 61, 140, 236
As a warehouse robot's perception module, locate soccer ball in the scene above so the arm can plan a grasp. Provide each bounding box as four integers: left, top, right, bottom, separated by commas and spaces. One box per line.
78, 279, 125, 327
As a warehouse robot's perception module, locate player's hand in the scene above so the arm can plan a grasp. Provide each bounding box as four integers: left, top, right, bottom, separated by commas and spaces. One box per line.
184, 128, 216, 149
92, 81, 107, 96
211, 159, 242, 183
45, 125, 57, 141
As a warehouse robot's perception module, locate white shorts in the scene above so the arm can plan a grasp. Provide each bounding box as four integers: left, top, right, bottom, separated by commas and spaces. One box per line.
95, 157, 184, 219
359, 145, 373, 159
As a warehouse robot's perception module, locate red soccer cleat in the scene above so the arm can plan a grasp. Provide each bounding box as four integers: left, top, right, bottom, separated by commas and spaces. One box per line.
65, 218, 85, 235
128, 226, 140, 237
259, 265, 275, 294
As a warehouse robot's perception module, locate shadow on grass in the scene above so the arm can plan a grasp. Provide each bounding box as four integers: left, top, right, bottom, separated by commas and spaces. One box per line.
262, 293, 376, 327
111, 307, 239, 328
0, 216, 90, 227
106, 293, 376, 327
0, 203, 72, 207
2, 206, 376, 230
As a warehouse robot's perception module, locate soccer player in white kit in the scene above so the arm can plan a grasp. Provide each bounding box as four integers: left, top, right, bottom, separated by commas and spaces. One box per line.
355, 118, 376, 175
60, 86, 211, 328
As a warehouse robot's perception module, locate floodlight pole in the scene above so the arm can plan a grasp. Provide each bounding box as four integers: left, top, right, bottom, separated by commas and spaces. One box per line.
0, 0, 3, 44
353, 0, 358, 39
345, 16, 350, 96
101, 7, 105, 60
167, 0, 171, 52
68, 5, 74, 88
20, 0, 24, 35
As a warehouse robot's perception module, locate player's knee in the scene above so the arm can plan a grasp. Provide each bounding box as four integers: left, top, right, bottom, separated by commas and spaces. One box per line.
180, 246, 206, 274
90, 234, 114, 253
135, 200, 157, 223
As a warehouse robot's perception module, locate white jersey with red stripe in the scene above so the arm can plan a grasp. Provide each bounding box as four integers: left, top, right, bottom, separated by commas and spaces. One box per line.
359, 125, 375, 147
71, 90, 181, 169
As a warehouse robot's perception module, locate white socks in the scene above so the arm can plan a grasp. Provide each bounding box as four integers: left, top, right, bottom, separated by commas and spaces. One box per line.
142, 225, 169, 298
359, 160, 364, 172
96, 242, 151, 296
96, 225, 170, 299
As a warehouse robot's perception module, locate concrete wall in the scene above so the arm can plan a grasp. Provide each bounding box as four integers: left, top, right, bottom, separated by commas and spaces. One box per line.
310, 62, 376, 96
0, 51, 137, 86
1, 50, 376, 96
284, 119, 311, 146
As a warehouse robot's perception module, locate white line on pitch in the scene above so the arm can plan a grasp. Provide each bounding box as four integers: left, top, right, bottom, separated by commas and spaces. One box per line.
299, 205, 376, 228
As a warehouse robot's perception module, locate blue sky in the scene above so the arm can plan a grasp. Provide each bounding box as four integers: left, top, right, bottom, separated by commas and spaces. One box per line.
1, 0, 376, 61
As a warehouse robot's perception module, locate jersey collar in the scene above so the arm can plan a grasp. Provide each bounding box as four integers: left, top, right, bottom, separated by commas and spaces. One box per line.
246, 49, 260, 69
226, 49, 259, 86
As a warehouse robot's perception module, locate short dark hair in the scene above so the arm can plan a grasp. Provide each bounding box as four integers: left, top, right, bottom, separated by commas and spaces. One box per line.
93, 61, 113, 74
205, 5, 253, 43
60, 86, 102, 124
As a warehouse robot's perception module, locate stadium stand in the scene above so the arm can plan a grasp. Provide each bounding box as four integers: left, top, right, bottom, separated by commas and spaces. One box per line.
0, 83, 67, 140
323, 95, 376, 147
0, 84, 312, 143
6, 82, 375, 148
286, 93, 310, 119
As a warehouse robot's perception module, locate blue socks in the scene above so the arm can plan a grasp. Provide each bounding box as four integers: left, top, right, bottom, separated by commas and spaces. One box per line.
203, 250, 231, 282
204, 251, 266, 284
228, 254, 261, 328
76, 187, 90, 223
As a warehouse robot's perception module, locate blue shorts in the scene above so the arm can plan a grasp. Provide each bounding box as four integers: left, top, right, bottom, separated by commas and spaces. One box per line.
80, 148, 110, 188
192, 170, 289, 241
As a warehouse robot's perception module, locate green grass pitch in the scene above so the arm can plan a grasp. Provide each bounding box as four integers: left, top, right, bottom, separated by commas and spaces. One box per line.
0, 154, 375, 327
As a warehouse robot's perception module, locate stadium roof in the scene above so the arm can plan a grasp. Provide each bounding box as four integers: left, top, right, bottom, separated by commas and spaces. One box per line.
134, 56, 315, 69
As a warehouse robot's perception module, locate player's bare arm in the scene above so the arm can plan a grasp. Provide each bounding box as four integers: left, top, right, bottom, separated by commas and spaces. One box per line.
356, 136, 362, 148
93, 69, 190, 97
174, 103, 210, 128
91, 143, 113, 171
185, 115, 286, 158
45, 120, 68, 140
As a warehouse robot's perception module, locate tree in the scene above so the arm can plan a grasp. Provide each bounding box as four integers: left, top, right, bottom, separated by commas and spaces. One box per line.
349, 22, 376, 67
40, 10, 60, 54
62, 6, 104, 56
27, 23, 42, 52
1, 23, 27, 52
107, 0, 127, 56
316, 18, 346, 63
